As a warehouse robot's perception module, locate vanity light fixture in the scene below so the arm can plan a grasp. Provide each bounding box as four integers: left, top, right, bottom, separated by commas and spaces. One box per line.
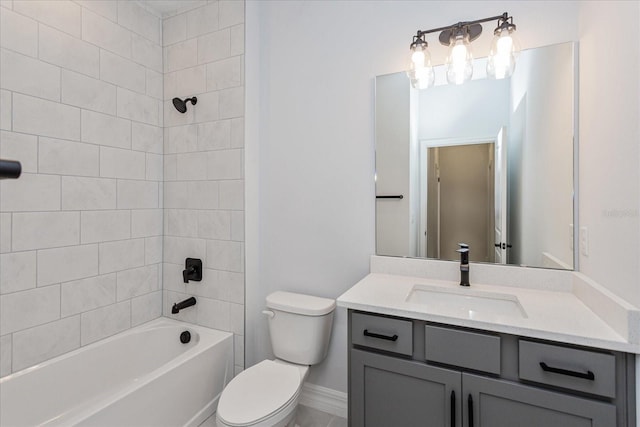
408, 12, 519, 89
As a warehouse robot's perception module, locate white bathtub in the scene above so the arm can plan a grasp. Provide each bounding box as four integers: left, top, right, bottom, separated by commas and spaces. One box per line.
0, 318, 234, 427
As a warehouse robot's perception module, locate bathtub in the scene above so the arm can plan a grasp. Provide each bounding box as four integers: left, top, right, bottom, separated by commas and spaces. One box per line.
0, 318, 234, 427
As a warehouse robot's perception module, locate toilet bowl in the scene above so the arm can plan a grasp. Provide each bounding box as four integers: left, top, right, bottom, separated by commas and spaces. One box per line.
216, 291, 335, 427
216, 360, 308, 427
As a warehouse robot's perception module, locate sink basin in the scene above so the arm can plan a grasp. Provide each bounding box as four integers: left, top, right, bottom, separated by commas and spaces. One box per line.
406, 284, 527, 321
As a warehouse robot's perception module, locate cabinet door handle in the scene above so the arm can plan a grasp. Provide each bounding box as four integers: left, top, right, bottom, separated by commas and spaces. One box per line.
363, 329, 398, 341
450, 390, 456, 427
539, 362, 595, 380
467, 394, 473, 427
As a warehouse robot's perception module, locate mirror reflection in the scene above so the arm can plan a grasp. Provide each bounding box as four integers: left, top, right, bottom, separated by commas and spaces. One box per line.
375, 42, 576, 269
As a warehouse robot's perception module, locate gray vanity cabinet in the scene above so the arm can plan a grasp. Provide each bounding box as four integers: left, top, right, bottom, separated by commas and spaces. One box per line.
348, 310, 635, 427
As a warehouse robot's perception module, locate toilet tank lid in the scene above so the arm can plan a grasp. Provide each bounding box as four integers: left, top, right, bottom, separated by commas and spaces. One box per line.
266, 291, 336, 316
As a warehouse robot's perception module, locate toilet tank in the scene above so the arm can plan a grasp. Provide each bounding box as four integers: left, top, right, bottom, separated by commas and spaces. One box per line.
265, 292, 336, 365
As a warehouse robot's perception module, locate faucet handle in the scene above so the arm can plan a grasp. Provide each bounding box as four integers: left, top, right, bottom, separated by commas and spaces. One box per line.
458, 243, 469, 249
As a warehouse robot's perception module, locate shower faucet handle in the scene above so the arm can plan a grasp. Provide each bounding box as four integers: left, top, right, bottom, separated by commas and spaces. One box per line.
183, 258, 202, 283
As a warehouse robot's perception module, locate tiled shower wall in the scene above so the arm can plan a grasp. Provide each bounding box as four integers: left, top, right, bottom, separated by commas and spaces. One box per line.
0, 0, 164, 376
161, 1, 245, 374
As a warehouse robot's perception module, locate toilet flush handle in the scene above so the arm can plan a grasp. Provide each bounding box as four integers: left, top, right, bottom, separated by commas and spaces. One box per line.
262, 310, 275, 318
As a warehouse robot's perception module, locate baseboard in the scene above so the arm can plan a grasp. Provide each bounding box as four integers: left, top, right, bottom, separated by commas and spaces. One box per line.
299, 382, 348, 419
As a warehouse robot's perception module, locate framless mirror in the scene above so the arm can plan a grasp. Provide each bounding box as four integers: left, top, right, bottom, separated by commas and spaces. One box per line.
375, 42, 576, 269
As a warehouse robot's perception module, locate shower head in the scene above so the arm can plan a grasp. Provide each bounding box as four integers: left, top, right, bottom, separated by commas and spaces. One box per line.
172, 97, 197, 113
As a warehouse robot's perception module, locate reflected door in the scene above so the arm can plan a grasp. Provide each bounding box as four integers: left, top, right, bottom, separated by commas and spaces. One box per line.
494, 127, 508, 263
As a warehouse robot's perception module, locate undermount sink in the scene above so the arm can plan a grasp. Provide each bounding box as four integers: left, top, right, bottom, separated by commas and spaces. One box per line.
406, 284, 528, 321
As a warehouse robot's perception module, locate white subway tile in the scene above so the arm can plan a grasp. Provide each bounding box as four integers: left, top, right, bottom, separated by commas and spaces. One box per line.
0, 131, 38, 173
0, 285, 60, 335
163, 99, 195, 127
39, 137, 99, 176
62, 176, 116, 210
12, 315, 80, 371
219, 86, 244, 119
219, 0, 244, 29
146, 69, 163, 100
165, 124, 197, 154
234, 333, 244, 368
194, 91, 219, 123
231, 210, 244, 241
220, 270, 244, 304
0, 214, 11, 253
0, 334, 11, 377
165, 39, 197, 73
186, 3, 218, 38
163, 71, 178, 101
117, 87, 160, 126
37, 245, 98, 287
81, 110, 131, 149
0, 7, 37, 57
116, 264, 159, 301
131, 209, 162, 238
0, 89, 10, 130
100, 50, 145, 93
81, 210, 130, 244
219, 180, 243, 210
163, 181, 188, 209
229, 302, 243, 335
99, 238, 144, 274
176, 152, 207, 181
100, 147, 145, 180
0, 49, 60, 101
197, 297, 229, 330
162, 13, 186, 47
197, 29, 230, 64
75, 0, 117, 22
14, 0, 81, 37
146, 153, 163, 181
188, 181, 219, 209
164, 154, 177, 181
167, 209, 198, 237
0, 173, 60, 212
206, 56, 241, 91
13, 94, 80, 140
207, 149, 242, 179
82, 8, 131, 58
131, 290, 161, 326
206, 239, 242, 272
176, 66, 207, 99
0, 251, 36, 294
163, 236, 206, 265
230, 24, 244, 56
230, 117, 244, 148
117, 1, 160, 45
132, 122, 162, 154
12, 212, 80, 251
117, 180, 159, 209
39, 24, 99, 78
198, 210, 230, 240
80, 300, 130, 345
197, 120, 230, 151
61, 70, 116, 114
132, 34, 162, 73
60, 273, 116, 317
145, 236, 162, 265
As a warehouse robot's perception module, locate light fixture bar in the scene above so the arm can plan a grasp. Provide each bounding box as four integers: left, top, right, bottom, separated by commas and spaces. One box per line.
413, 13, 508, 42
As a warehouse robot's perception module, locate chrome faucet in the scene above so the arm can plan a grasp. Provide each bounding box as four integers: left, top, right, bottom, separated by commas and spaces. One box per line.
457, 243, 470, 287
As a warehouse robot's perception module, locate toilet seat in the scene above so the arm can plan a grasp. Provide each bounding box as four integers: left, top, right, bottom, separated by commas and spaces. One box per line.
217, 360, 306, 427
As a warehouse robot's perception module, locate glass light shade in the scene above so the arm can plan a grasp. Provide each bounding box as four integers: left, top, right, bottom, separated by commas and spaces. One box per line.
407, 43, 435, 90
446, 34, 473, 85
487, 27, 520, 79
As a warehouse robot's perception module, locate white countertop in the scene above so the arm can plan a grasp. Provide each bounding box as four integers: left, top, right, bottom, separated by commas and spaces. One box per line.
337, 273, 640, 354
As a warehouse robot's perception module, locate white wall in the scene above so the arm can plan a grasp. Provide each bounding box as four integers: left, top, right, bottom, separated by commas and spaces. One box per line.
245, 0, 586, 393
0, 0, 164, 376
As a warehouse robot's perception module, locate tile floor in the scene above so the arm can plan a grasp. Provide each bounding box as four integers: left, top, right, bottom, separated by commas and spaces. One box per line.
199, 405, 347, 427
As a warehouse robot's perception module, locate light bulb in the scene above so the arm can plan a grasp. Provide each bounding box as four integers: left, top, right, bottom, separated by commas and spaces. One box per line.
487, 26, 520, 79
446, 34, 473, 85
407, 41, 434, 90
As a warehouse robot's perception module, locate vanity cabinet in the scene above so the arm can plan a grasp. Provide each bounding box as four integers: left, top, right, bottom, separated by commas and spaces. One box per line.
348, 310, 635, 427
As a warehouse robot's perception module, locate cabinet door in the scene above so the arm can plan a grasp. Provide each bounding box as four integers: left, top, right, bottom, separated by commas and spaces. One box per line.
462, 373, 617, 427
350, 349, 461, 427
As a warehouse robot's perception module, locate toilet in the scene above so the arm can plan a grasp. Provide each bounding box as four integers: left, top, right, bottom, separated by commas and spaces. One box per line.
216, 291, 336, 427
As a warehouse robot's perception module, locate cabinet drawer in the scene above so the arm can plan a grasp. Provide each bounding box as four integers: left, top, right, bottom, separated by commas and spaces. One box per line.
425, 325, 501, 374
519, 340, 616, 398
351, 312, 413, 356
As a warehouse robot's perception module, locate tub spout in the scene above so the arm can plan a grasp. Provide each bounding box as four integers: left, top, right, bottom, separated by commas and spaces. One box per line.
172, 297, 196, 314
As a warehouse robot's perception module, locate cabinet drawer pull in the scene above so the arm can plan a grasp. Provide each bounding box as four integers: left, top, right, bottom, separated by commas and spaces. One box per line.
539, 362, 595, 380
363, 329, 399, 341
467, 394, 473, 427
450, 390, 455, 427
